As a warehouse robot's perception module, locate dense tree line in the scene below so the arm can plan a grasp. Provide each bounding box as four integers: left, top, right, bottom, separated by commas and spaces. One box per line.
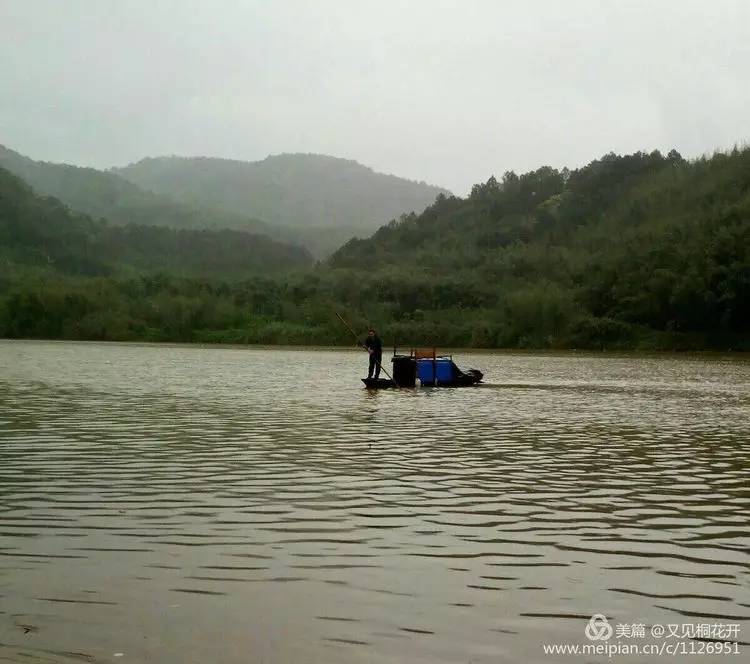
1, 147, 749, 350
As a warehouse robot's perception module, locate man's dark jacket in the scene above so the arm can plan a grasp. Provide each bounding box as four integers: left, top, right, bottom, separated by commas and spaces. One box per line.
364, 335, 382, 356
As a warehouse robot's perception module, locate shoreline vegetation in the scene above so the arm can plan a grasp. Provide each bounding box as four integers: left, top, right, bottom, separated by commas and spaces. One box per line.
2, 337, 749, 359
2, 146, 749, 352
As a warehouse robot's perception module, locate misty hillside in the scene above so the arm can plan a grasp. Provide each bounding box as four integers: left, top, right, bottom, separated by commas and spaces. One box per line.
0, 166, 312, 281
0, 144, 273, 237
114, 153, 449, 254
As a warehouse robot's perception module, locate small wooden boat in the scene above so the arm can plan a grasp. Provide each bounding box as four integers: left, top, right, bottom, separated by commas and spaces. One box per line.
362, 348, 483, 389
362, 377, 397, 389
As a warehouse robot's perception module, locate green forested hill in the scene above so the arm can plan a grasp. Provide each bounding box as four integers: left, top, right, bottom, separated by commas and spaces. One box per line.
0, 144, 273, 236
0, 164, 314, 340
0, 166, 311, 279
114, 153, 449, 255
327, 148, 750, 348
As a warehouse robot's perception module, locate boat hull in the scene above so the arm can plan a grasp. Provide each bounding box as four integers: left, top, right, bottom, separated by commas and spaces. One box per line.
362, 378, 396, 389
362, 369, 483, 390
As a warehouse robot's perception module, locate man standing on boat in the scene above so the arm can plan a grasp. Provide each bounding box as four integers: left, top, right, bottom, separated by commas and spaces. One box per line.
364, 328, 383, 380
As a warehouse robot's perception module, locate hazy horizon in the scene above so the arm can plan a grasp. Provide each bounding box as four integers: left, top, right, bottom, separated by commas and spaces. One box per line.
2, 0, 749, 195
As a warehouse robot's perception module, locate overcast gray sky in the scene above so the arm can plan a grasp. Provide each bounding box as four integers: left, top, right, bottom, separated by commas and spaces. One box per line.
1, 0, 749, 194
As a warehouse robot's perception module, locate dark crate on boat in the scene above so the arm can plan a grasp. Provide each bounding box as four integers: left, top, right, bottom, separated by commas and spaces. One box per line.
392, 355, 416, 387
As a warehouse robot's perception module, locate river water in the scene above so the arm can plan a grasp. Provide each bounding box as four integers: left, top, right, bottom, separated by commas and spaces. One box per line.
0, 340, 748, 663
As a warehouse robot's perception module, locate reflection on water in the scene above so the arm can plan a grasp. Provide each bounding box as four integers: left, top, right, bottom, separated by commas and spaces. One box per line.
0, 340, 748, 663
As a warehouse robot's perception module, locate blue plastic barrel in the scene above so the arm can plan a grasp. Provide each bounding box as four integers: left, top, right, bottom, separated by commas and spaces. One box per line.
416, 358, 454, 384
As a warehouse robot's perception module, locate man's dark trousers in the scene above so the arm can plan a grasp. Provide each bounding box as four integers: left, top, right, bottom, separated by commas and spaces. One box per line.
368, 353, 382, 379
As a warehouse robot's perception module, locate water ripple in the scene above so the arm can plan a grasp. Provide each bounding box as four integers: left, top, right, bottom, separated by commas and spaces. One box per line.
1, 341, 749, 663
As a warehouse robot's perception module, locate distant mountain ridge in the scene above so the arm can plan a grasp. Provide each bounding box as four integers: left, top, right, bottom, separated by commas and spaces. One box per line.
114, 152, 450, 255
0, 144, 273, 236
1, 145, 448, 257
